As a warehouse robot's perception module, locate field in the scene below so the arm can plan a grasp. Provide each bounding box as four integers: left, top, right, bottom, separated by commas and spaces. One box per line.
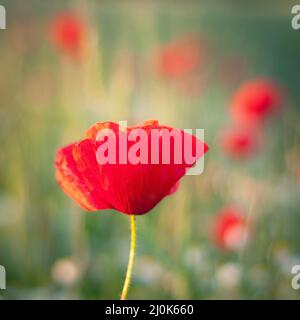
0, 1, 300, 299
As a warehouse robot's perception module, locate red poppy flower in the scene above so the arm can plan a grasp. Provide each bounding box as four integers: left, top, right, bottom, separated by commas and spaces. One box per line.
219, 126, 262, 159
55, 120, 208, 215
230, 79, 282, 126
49, 12, 86, 58
213, 207, 249, 251
157, 36, 202, 78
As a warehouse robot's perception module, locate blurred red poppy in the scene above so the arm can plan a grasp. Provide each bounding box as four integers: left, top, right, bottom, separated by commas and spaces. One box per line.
214, 207, 249, 251
49, 12, 86, 58
55, 120, 208, 215
230, 79, 282, 126
157, 36, 202, 78
219, 127, 261, 159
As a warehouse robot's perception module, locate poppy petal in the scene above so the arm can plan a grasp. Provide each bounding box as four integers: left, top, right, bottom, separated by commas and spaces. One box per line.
55, 143, 112, 211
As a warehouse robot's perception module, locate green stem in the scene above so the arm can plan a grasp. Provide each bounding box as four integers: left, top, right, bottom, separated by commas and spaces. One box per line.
120, 214, 136, 300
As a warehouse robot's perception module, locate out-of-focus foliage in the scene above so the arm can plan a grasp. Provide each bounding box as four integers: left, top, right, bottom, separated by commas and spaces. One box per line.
0, 0, 300, 299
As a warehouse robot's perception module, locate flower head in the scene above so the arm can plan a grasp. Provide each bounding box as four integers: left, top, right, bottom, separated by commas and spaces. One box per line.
213, 207, 250, 251
230, 79, 282, 126
55, 120, 208, 215
219, 126, 261, 159
157, 35, 202, 79
49, 12, 86, 58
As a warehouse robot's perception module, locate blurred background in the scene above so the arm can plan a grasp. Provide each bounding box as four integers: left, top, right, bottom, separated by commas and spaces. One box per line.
0, 0, 300, 299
